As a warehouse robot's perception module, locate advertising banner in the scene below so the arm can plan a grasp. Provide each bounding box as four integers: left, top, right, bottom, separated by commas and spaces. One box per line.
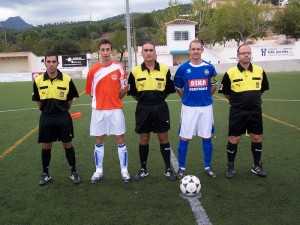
62, 55, 87, 67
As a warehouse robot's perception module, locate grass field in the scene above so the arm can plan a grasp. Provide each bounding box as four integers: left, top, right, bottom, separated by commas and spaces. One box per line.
0, 72, 299, 225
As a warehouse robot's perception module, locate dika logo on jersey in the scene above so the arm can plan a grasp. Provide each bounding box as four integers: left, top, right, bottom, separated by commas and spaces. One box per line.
188, 79, 208, 87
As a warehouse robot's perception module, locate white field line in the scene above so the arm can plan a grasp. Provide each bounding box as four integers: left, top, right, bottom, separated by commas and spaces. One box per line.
0, 98, 299, 113
170, 150, 212, 225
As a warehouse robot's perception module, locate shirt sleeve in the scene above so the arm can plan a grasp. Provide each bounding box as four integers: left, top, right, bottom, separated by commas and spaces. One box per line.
218, 72, 231, 95
261, 70, 269, 92
32, 81, 40, 101
164, 69, 176, 94
174, 66, 184, 89
120, 66, 128, 90
85, 69, 93, 96
127, 71, 137, 96
67, 79, 79, 101
210, 65, 218, 85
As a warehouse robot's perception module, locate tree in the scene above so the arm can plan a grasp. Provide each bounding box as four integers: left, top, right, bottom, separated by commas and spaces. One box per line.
168, 0, 184, 19
273, 0, 300, 40
210, 0, 271, 45
109, 30, 127, 61
134, 12, 166, 45
101, 21, 115, 33
52, 39, 81, 55
198, 6, 226, 46
190, 0, 213, 36
135, 13, 158, 28
150, 19, 167, 45
77, 38, 94, 54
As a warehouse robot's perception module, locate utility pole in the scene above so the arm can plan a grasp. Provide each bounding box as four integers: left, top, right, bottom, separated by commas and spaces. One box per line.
125, 0, 132, 71
132, 14, 138, 67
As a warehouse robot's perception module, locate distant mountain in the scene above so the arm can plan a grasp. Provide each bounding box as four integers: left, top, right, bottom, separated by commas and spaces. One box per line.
0, 16, 34, 30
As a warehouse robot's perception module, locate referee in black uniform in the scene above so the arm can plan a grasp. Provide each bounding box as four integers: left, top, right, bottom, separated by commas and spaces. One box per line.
128, 41, 177, 181
218, 44, 269, 179
32, 50, 80, 185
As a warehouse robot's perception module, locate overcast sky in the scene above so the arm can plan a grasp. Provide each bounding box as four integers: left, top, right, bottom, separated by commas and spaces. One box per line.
0, 0, 192, 26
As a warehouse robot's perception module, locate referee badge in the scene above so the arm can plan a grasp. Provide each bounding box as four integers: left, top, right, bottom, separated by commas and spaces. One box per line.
158, 83, 161, 89
219, 84, 223, 90
60, 92, 64, 97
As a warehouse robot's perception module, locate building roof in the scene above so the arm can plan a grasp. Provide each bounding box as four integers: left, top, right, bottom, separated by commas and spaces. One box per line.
0, 52, 34, 58
165, 19, 198, 26
0, 52, 35, 60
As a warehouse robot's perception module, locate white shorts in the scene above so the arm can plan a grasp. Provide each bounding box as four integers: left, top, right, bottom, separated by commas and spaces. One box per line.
90, 109, 126, 136
179, 104, 213, 139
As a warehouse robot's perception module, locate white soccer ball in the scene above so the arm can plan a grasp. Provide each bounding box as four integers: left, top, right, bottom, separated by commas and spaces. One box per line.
180, 175, 201, 196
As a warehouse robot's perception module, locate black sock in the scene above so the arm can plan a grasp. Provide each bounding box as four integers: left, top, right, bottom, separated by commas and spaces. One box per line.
160, 142, 171, 170
41, 148, 51, 174
251, 142, 262, 165
227, 141, 237, 164
139, 144, 149, 171
65, 146, 76, 173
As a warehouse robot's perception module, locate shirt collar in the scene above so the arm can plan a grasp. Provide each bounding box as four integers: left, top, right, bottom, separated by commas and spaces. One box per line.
237, 62, 253, 72
43, 69, 63, 81
141, 61, 160, 71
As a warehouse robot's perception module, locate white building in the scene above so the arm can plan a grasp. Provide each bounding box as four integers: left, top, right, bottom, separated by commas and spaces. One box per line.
134, 19, 198, 67
133, 18, 300, 74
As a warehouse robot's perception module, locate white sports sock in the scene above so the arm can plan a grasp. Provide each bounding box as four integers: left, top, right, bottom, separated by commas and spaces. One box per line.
118, 143, 128, 173
94, 144, 104, 174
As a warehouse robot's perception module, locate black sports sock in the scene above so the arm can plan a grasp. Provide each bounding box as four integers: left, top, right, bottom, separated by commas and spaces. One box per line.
65, 146, 76, 173
160, 142, 171, 170
139, 144, 149, 171
251, 142, 262, 165
227, 141, 237, 164
41, 148, 51, 174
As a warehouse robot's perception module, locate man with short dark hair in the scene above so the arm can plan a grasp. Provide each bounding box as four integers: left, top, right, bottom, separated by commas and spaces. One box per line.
174, 40, 218, 179
32, 50, 80, 186
128, 41, 177, 181
85, 39, 130, 183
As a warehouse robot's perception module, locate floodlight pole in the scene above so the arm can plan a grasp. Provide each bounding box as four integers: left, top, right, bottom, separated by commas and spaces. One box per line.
125, 0, 132, 72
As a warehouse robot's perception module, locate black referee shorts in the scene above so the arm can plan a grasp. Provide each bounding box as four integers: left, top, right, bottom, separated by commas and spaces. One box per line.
228, 107, 263, 136
135, 101, 170, 134
38, 112, 74, 143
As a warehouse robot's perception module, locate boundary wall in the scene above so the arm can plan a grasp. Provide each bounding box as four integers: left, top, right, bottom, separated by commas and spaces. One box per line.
169, 59, 300, 76
1, 59, 298, 82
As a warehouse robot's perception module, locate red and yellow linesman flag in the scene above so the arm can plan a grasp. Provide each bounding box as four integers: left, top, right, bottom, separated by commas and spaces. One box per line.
71, 112, 81, 119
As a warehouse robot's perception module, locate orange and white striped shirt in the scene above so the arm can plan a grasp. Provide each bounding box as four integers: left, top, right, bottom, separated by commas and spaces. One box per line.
85, 60, 128, 110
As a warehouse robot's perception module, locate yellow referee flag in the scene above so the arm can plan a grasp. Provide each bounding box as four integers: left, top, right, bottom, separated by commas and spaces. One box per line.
245, 130, 250, 136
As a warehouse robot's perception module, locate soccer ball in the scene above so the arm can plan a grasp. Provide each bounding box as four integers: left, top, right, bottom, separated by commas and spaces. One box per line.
180, 175, 201, 196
